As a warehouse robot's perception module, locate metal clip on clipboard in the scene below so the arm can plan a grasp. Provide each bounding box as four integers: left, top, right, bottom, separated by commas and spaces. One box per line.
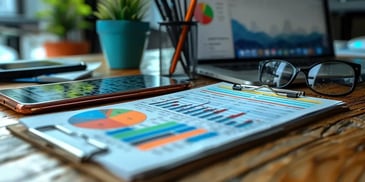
232, 84, 305, 98
28, 125, 108, 162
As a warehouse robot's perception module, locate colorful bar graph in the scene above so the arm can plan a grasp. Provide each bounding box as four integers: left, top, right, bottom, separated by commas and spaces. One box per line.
105, 121, 217, 151
110, 122, 177, 139
137, 129, 207, 151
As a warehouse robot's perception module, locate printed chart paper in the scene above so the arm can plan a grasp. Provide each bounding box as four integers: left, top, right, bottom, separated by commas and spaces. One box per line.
20, 82, 344, 180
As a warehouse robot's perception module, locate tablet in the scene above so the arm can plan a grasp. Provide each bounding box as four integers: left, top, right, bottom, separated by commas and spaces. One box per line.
0, 60, 87, 80
0, 75, 192, 114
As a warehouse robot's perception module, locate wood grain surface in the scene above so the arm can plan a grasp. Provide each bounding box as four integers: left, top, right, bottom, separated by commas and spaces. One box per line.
1, 55, 365, 182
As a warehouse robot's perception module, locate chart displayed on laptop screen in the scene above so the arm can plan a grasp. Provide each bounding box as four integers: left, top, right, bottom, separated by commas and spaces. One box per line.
195, 0, 332, 61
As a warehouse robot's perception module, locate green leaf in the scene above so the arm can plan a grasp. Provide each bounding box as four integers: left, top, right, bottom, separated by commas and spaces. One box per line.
36, 0, 92, 39
94, 0, 149, 21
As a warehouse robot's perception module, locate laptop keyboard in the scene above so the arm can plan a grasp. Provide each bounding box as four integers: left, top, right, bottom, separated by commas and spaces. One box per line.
213, 63, 259, 71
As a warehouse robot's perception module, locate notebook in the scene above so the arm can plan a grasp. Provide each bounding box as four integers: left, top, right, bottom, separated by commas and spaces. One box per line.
195, 0, 335, 84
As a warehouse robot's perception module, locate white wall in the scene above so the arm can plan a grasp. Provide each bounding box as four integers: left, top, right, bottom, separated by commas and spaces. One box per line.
24, 0, 45, 18
20, 0, 163, 59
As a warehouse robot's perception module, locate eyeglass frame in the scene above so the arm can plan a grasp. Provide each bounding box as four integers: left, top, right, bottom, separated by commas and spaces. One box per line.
258, 59, 362, 96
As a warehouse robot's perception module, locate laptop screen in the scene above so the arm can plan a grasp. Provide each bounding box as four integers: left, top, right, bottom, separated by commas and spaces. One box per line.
195, 0, 334, 62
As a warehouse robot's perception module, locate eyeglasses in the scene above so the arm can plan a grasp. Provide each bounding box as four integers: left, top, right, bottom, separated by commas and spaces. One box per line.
259, 60, 361, 96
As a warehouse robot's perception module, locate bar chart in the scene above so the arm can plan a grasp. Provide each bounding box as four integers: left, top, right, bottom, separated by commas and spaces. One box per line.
71, 83, 324, 152
149, 98, 255, 128
105, 121, 218, 151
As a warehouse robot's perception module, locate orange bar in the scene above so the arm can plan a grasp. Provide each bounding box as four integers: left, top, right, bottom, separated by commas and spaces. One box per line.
137, 129, 206, 151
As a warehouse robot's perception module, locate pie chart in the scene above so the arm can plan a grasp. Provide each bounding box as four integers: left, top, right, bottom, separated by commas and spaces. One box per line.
194, 3, 214, 25
69, 109, 147, 129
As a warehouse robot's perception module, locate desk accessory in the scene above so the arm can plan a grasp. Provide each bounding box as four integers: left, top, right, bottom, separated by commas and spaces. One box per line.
0, 60, 86, 80
8, 82, 347, 181
12, 62, 101, 83
95, 0, 149, 69
159, 21, 197, 79
155, 0, 198, 79
258, 60, 361, 96
168, 0, 197, 75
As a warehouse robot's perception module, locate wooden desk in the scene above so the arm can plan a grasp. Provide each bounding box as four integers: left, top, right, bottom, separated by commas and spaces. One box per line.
2, 55, 365, 182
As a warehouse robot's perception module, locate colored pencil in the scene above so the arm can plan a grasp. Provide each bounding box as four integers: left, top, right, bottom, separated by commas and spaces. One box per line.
168, 0, 197, 75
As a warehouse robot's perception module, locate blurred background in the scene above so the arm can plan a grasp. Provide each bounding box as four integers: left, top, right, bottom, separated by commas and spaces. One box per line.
0, 0, 364, 61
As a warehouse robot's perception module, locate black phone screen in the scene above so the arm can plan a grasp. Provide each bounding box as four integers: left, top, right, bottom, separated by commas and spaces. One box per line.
0, 60, 86, 80
0, 61, 62, 70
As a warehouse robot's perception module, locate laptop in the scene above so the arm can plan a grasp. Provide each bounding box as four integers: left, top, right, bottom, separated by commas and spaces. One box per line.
195, 0, 335, 84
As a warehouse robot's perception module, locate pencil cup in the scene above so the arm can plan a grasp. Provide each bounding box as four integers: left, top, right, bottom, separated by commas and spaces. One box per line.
159, 21, 198, 80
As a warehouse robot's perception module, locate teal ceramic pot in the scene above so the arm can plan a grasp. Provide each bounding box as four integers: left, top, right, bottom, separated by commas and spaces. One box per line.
96, 20, 149, 69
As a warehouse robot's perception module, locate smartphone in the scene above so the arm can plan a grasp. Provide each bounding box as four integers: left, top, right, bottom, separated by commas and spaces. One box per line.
0, 60, 87, 80
0, 75, 192, 114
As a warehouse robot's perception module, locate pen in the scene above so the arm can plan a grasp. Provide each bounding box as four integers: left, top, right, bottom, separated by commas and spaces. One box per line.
232, 84, 305, 98
169, 0, 197, 75
173, 0, 183, 21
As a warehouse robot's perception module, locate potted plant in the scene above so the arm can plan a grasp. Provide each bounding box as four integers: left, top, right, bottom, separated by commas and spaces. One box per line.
94, 0, 150, 69
36, 0, 92, 57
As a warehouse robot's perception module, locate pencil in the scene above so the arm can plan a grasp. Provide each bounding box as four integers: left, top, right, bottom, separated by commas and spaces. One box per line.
169, 0, 197, 75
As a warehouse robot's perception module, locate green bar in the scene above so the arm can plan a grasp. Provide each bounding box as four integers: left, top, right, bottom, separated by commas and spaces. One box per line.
112, 122, 177, 139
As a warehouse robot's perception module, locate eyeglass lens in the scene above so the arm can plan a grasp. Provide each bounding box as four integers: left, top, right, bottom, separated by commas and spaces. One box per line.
260, 60, 356, 96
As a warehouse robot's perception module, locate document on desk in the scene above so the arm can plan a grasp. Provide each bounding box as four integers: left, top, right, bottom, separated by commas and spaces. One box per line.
14, 82, 345, 181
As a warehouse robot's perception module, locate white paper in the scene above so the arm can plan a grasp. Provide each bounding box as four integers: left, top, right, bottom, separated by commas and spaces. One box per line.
20, 82, 344, 181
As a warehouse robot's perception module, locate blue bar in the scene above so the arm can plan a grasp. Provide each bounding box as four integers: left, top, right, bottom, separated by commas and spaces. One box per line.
216, 117, 231, 123
236, 121, 253, 128
105, 128, 133, 135
199, 112, 217, 118
191, 109, 214, 117
208, 115, 224, 121
130, 133, 173, 145
154, 101, 178, 107
170, 104, 189, 110
225, 121, 236, 126
183, 107, 205, 114
122, 124, 187, 143
176, 105, 193, 112
175, 126, 196, 133
161, 103, 179, 109
186, 132, 218, 143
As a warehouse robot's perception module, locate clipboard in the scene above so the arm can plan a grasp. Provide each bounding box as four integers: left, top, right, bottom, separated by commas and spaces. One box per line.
6, 82, 348, 182
8, 123, 274, 182
7, 124, 123, 182
7, 122, 293, 182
